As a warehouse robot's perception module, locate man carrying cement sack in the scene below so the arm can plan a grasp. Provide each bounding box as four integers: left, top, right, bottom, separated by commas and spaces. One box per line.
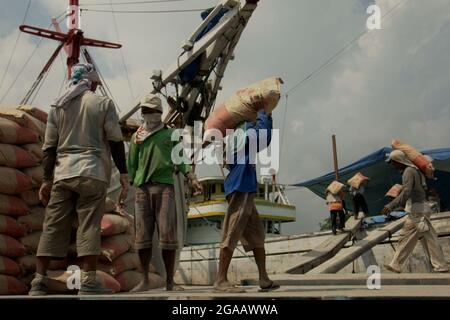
29, 63, 129, 296
127, 94, 203, 292
381, 150, 448, 273
214, 111, 279, 293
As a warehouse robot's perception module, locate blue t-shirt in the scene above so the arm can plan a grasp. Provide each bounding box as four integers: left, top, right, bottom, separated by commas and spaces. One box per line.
224, 112, 273, 197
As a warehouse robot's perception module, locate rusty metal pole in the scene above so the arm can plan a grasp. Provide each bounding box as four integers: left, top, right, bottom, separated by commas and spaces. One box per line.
332, 135, 339, 181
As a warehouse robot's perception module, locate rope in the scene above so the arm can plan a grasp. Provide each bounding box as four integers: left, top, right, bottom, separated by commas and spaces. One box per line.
108, 0, 135, 101
81, 8, 207, 14
81, 0, 186, 5
0, 0, 32, 93
285, 0, 409, 95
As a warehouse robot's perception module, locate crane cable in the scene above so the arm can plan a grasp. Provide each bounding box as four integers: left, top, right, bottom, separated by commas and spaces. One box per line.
0, 0, 32, 94
279, 0, 409, 161
108, 0, 135, 101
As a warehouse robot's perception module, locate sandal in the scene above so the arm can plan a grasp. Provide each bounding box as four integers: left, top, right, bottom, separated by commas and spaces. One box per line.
259, 281, 280, 292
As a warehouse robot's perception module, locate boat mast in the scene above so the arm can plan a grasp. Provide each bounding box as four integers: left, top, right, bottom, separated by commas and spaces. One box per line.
332, 134, 340, 181
18, 0, 122, 104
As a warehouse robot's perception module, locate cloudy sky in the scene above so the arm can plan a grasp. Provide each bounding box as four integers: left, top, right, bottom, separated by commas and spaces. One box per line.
1, 0, 449, 234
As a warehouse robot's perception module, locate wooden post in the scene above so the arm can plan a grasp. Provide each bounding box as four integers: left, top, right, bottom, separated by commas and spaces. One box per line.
332, 135, 339, 181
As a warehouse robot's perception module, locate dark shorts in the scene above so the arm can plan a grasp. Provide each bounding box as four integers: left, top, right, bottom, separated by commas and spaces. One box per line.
134, 182, 178, 250
220, 192, 265, 252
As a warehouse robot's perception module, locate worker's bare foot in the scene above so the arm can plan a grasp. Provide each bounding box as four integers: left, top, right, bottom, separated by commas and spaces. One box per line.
213, 280, 246, 293
130, 280, 151, 292
167, 283, 185, 291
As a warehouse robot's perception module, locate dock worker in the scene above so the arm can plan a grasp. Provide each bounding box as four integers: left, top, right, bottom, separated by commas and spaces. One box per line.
29, 63, 129, 296
350, 180, 370, 219
326, 187, 347, 235
127, 94, 203, 292
214, 111, 280, 293
381, 150, 448, 273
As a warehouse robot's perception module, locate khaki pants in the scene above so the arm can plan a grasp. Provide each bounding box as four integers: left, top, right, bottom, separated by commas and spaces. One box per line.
389, 214, 448, 272
37, 177, 107, 258
220, 192, 265, 252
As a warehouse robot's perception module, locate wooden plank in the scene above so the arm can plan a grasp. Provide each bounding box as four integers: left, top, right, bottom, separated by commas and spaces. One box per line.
285, 217, 362, 274
308, 217, 407, 274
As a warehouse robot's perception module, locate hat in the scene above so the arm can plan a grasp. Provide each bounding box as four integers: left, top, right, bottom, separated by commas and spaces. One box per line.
140, 94, 163, 113
386, 149, 416, 168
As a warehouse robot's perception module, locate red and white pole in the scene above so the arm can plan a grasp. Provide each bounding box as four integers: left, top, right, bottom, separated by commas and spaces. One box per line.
67, 0, 81, 79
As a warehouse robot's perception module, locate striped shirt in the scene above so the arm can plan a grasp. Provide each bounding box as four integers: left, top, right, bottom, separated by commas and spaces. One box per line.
43, 91, 123, 184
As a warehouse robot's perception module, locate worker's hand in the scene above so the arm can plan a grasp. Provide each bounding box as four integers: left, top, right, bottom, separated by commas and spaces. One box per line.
118, 174, 129, 206
380, 207, 391, 216
191, 178, 203, 196
39, 181, 53, 207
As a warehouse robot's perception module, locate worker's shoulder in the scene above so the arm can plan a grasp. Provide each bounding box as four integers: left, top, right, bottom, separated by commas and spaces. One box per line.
82, 91, 114, 107
403, 166, 419, 178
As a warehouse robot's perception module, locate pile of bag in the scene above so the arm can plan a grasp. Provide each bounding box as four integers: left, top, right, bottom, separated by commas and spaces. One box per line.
0, 105, 47, 295
66, 199, 165, 293
205, 77, 283, 135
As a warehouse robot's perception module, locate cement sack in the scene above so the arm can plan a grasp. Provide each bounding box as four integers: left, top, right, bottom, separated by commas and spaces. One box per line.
21, 144, 43, 163
0, 215, 27, 238
22, 166, 44, 187
326, 181, 346, 195
101, 214, 130, 237
0, 255, 22, 276
391, 139, 434, 179
0, 143, 37, 168
46, 270, 121, 294
17, 206, 45, 232
101, 233, 132, 262
0, 166, 33, 194
0, 118, 39, 144
0, 234, 26, 257
17, 255, 67, 274
386, 184, 403, 198
205, 77, 283, 135
17, 105, 48, 124
97, 252, 147, 277
347, 172, 370, 189
0, 274, 28, 295
0, 108, 46, 137
19, 231, 41, 254
0, 194, 29, 216
20, 189, 40, 206
115, 270, 165, 292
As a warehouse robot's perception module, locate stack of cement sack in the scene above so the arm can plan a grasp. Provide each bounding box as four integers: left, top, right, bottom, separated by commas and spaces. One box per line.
0, 105, 47, 295
63, 198, 165, 293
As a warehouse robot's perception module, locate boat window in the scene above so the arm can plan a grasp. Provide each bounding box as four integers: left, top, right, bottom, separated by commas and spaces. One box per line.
211, 184, 216, 194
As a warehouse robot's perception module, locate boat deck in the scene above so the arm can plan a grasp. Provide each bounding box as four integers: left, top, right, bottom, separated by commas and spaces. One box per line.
2, 274, 449, 300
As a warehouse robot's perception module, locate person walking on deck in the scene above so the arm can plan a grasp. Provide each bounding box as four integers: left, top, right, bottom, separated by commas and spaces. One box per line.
326, 189, 346, 235
381, 150, 449, 273
214, 111, 280, 293
127, 94, 203, 292
29, 63, 129, 296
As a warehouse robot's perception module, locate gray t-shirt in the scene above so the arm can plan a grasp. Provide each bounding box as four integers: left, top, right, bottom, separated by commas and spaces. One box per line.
43, 91, 123, 184
386, 166, 426, 211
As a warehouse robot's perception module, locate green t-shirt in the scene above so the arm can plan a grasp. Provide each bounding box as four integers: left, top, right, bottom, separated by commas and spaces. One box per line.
127, 127, 190, 186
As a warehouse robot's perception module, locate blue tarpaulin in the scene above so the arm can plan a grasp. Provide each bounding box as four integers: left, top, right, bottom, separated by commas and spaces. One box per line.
294, 147, 450, 215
